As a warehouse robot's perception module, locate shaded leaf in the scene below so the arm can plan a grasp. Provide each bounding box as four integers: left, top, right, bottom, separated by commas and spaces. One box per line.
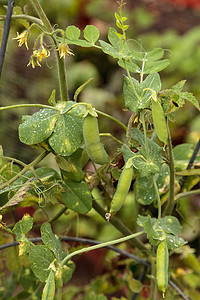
29, 245, 55, 282
41, 223, 66, 262
62, 180, 92, 214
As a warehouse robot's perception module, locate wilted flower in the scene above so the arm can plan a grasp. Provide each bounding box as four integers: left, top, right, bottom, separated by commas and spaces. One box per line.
33, 45, 50, 62
57, 42, 74, 59
27, 55, 41, 68
13, 30, 29, 50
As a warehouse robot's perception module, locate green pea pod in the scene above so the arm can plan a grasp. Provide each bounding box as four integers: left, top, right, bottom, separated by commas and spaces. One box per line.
42, 270, 55, 300
152, 100, 168, 145
110, 165, 133, 213
83, 114, 109, 165
156, 240, 169, 295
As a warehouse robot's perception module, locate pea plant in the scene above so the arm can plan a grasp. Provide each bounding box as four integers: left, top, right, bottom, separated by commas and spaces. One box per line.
0, 0, 200, 299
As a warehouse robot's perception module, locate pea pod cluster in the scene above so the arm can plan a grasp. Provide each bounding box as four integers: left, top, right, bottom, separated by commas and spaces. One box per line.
151, 99, 168, 145
109, 164, 133, 214
156, 240, 169, 295
83, 114, 109, 165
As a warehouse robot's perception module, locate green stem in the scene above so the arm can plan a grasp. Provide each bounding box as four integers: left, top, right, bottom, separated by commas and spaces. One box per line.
61, 230, 144, 266
30, 0, 69, 101
96, 110, 127, 131
0, 103, 59, 112
49, 206, 68, 224
92, 200, 149, 255
153, 176, 161, 228
123, 59, 141, 102
175, 189, 200, 201
141, 110, 150, 161
30, 0, 52, 31
0, 14, 43, 26
163, 121, 175, 216
0, 150, 48, 190
57, 287, 62, 300
3, 156, 27, 167
99, 133, 123, 145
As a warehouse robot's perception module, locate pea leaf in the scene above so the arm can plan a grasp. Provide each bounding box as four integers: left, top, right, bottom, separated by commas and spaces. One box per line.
173, 143, 200, 171
134, 164, 169, 205
65, 25, 80, 40
29, 245, 55, 282
48, 112, 83, 156
41, 223, 66, 262
62, 180, 92, 214
99, 27, 131, 60
60, 260, 75, 285
143, 59, 170, 74
19, 109, 59, 145
83, 25, 100, 44
13, 214, 33, 236
123, 73, 161, 113
42, 270, 55, 300
137, 215, 186, 249
145, 48, 164, 61
58, 148, 84, 182
122, 128, 162, 177
118, 59, 141, 73
12, 214, 33, 255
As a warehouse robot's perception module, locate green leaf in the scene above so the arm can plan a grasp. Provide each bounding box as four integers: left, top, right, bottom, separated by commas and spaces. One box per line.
137, 215, 186, 249
42, 270, 55, 300
29, 245, 55, 282
99, 28, 131, 60
118, 59, 141, 73
121, 128, 162, 177
66, 39, 92, 47
12, 214, 33, 255
123, 73, 161, 112
13, 6, 29, 28
13, 214, 33, 237
143, 59, 170, 74
41, 223, 66, 262
181, 91, 200, 110
83, 25, 100, 44
48, 113, 83, 156
48, 89, 56, 106
173, 143, 200, 171
66, 25, 80, 40
145, 48, 164, 61
59, 148, 84, 182
19, 109, 59, 145
62, 180, 92, 214
60, 260, 75, 285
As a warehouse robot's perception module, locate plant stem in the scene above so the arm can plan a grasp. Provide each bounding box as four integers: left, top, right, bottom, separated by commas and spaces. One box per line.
57, 287, 62, 300
99, 133, 124, 145
49, 206, 68, 224
153, 176, 161, 228
123, 59, 141, 102
175, 189, 200, 202
0, 14, 43, 26
61, 230, 144, 266
92, 200, 149, 255
0, 103, 59, 112
141, 110, 150, 160
30, 0, 52, 31
30, 0, 69, 101
163, 121, 175, 216
96, 110, 127, 131
0, 150, 48, 190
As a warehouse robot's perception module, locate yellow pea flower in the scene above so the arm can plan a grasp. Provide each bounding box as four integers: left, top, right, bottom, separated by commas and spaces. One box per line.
13, 30, 29, 50
33, 45, 50, 62
27, 55, 41, 68
57, 42, 74, 59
